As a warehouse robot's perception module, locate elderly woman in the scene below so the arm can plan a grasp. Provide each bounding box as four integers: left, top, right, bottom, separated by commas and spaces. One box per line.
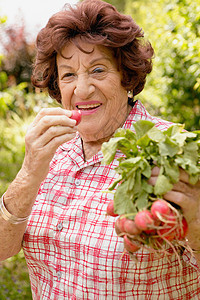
0, 0, 200, 299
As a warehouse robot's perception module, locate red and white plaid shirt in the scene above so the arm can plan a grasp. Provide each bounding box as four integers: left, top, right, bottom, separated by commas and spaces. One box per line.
23, 101, 200, 299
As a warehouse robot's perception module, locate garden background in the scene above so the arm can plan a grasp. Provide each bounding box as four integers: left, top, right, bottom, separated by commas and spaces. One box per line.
0, 0, 199, 298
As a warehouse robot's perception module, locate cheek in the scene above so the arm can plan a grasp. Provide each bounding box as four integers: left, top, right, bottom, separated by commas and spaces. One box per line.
59, 84, 74, 109
106, 83, 127, 108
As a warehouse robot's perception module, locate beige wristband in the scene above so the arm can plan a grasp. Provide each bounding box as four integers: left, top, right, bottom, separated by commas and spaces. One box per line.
0, 194, 30, 224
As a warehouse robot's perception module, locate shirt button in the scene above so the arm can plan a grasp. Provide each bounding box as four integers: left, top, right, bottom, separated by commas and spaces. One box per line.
75, 179, 81, 186
57, 271, 61, 280
64, 187, 69, 193
57, 222, 63, 231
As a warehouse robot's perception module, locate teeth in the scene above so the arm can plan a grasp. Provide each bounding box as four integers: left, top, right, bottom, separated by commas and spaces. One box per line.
77, 104, 101, 109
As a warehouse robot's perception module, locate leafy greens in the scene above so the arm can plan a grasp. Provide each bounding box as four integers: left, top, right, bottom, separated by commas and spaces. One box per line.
101, 120, 200, 219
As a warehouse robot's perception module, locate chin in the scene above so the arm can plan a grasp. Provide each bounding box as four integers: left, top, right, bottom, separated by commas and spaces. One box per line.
79, 126, 103, 141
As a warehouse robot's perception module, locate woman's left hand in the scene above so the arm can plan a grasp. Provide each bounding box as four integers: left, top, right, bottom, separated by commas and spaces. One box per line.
149, 166, 200, 250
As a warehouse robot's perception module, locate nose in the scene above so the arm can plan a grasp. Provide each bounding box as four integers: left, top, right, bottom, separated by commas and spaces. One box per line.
74, 75, 95, 99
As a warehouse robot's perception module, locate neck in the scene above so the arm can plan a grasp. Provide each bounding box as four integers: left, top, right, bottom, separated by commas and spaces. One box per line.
81, 135, 112, 161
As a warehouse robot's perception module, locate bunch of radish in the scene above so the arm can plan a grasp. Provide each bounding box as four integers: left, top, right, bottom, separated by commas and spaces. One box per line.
102, 120, 200, 253
107, 199, 188, 252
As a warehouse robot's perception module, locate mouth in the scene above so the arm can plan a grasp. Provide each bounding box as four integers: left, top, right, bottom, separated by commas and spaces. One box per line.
76, 103, 102, 111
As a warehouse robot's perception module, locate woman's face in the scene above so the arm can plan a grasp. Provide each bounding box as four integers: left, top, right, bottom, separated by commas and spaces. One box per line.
57, 41, 129, 142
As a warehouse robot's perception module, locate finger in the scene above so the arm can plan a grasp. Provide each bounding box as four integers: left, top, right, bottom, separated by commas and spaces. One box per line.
178, 168, 190, 184
31, 107, 73, 127
35, 125, 77, 147
151, 166, 160, 176
148, 176, 157, 186
42, 132, 77, 155
38, 115, 76, 135
149, 172, 196, 195
151, 167, 191, 185
30, 115, 77, 139
163, 190, 189, 209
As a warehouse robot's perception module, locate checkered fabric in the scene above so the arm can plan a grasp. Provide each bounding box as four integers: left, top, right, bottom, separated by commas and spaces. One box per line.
23, 100, 200, 299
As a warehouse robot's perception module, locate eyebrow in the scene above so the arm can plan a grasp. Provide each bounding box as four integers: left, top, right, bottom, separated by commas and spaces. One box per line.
89, 56, 111, 65
58, 56, 111, 70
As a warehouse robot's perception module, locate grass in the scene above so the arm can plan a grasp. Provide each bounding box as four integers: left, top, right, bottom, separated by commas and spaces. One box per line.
0, 250, 32, 299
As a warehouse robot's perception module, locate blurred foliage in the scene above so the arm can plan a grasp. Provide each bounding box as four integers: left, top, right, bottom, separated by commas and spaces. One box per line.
103, 0, 126, 12
0, 16, 58, 196
80, 0, 126, 12
0, 21, 36, 88
125, 0, 200, 130
0, 86, 58, 195
0, 250, 32, 299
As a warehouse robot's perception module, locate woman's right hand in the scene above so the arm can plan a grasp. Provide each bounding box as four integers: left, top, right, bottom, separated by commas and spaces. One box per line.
0, 107, 77, 261
21, 107, 77, 184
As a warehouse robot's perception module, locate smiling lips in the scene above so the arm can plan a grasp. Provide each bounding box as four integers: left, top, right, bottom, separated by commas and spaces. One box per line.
75, 101, 102, 114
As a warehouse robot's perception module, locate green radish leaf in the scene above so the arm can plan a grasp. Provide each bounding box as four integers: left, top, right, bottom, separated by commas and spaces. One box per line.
147, 126, 165, 142
128, 170, 142, 200
114, 128, 127, 137
118, 157, 141, 169
142, 180, 153, 194
135, 191, 149, 211
154, 174, 173, 196
162, 157, 180, 183
137, 134, 151, 148
159, 136, 180, 157
189, 174, 200, 185
108, 176, 122, 191
101, 137, 125, 164
127, 172, 136, 192
142, 161, 152, 178
183, 141, 198, 163
114, 181, 137, 216
125, 129, 137, 141
165, 123, 184, 137
133, 120, 155, 140
172, 132, 197, 148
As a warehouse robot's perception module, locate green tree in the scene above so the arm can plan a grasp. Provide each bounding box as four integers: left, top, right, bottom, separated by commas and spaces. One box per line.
126, 0, 200, 130
104, 0, 126, 12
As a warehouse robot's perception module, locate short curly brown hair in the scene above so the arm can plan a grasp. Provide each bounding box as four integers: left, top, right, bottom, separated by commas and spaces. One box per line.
31, 0, 154, 103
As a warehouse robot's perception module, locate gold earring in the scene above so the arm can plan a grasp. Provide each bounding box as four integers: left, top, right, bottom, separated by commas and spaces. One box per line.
128, 90, 133, 98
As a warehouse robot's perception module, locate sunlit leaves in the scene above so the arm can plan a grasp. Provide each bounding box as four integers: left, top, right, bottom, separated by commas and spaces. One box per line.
102, 120, 200, 216
125, 0, 200, 131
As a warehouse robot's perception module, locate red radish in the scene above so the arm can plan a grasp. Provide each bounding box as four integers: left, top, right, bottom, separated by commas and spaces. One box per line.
115, 217, 123, 235
106, 200, 118, 217
116, 216, 127, 232
157, 224, 176, 241
157, 214, 188, 241
71, 110, 82, 125
123, 218, 142, 235
176, 217, 188, 240
124, 235, 140, 253
144, 228, 157, 235
135, 210, 154, 231
151, 199, 171, 221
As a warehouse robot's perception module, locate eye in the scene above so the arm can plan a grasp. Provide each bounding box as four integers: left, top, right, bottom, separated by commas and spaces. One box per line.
61, 72, 75, 80
92, 67, 104, 74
